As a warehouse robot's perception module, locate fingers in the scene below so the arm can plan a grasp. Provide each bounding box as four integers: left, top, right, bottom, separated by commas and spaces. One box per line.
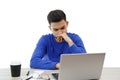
55, 33, 67, 42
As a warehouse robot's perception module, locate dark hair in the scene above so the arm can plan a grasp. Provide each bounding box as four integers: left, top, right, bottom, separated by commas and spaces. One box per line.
47, 9, 66, 24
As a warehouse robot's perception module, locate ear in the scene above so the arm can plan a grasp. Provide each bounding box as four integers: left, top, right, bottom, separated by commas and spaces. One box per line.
48, 25, 51, 30
66, 21, 69, 27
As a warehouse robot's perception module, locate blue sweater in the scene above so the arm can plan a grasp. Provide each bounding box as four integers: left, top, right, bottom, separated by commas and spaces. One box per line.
30, 33, 86, 70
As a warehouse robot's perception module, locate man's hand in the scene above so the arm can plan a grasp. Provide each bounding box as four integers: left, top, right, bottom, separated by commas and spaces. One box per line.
55, 63, 60, 69
57, 33, 74, 46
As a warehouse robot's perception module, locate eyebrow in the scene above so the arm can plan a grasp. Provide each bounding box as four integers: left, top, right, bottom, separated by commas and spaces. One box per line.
53, 26, 65, 30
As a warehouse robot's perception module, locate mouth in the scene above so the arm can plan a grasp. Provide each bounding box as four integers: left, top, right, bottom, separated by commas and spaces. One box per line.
55, 36, 64, 42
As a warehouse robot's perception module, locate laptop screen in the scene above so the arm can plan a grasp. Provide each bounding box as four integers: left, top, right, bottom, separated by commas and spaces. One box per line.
57, 53, 105, 80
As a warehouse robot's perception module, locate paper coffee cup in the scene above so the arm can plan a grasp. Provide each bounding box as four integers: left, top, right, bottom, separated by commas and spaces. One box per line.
10, 61, 21, 77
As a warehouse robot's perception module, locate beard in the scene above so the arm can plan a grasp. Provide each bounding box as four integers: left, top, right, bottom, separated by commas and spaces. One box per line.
55, 36, 64, 43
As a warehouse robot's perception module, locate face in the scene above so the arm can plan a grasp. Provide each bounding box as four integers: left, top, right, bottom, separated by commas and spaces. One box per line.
49, 19, 68, 37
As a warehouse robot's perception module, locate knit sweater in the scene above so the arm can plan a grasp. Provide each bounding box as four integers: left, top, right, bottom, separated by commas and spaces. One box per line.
30, 33, 86, 70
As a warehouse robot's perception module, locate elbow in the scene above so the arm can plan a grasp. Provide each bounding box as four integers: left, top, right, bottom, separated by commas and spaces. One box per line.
30, 58, 38, 69
30, 60, 35, 68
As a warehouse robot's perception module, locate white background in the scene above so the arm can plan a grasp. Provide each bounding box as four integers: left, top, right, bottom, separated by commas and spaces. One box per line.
0, 0, 120, 68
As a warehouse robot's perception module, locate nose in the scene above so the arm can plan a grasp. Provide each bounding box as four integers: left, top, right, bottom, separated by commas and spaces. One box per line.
58, 30, 63, 34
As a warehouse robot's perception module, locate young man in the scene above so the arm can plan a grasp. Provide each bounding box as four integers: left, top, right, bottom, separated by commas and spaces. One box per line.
30, 9, 86, 70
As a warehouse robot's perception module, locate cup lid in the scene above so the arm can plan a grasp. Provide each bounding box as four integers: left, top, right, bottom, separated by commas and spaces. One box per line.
10, 60, 21, 65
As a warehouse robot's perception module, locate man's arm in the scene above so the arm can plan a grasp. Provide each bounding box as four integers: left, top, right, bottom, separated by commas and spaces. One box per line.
62, 33, 86, 53
30, 35, 57, 70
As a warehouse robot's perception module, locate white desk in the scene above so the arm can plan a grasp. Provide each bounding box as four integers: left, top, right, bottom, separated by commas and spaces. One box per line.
0, 67, 120, 80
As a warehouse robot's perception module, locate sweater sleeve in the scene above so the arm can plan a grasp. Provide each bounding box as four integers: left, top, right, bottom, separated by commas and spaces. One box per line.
68, 44, 86, 53
30, 35, 57, 70
64, 33, 86, 53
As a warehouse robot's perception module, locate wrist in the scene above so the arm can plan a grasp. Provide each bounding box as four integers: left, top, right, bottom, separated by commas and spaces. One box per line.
68, 39, 74, 47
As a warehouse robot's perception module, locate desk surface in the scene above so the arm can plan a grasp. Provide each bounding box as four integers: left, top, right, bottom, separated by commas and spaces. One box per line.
0, 67, 120, 80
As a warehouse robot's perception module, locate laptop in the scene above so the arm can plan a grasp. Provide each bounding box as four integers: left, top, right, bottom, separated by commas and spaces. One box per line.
52, 53, 105, 80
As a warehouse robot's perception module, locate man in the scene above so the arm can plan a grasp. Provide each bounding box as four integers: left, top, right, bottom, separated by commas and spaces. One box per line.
30, 9, 86, 70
